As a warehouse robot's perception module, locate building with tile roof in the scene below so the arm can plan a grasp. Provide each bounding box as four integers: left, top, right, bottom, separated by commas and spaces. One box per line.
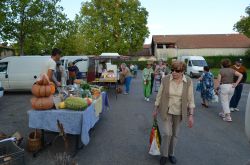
151, 34, 250, 60
0, 44, 15, 59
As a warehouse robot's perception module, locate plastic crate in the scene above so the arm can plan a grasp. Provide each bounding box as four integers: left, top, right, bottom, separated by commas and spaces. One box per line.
0, 140, 25, 165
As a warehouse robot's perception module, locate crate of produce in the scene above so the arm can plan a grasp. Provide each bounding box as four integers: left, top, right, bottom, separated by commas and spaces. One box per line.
0, 140, 25, 165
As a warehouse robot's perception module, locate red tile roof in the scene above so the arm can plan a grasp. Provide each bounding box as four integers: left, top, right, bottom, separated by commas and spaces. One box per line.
143, 44, 151, 49
152, 34, 250, 49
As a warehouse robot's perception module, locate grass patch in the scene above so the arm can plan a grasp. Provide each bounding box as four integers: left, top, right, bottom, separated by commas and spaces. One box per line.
210, 68, 250, 83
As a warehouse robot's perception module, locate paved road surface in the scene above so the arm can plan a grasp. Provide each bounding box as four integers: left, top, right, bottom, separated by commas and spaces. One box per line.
0, 71, 250, 165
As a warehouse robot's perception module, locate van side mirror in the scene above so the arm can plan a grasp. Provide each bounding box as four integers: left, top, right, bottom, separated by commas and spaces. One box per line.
5, 74, 8, 78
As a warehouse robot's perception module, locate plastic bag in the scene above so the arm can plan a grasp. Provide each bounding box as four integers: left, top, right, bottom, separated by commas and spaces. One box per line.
196, 82, 201, 92
211, 94, 219, 103
149, 119, 161, 155
211, 90, 219, 103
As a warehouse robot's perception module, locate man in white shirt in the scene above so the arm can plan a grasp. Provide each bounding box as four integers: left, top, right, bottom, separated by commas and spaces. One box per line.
41, 48, 62, 86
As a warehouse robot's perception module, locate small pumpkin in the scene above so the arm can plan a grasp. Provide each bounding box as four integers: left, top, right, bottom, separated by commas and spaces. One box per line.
36, 74, 50, 85
74, 79, 82, 84
50, 82, 56, 94
42, 74, 50, 85
31, 84, 52, 97
30, 96, 54, 110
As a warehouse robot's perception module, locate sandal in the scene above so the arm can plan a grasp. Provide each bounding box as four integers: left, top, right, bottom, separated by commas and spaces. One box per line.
201, 103, 208, 108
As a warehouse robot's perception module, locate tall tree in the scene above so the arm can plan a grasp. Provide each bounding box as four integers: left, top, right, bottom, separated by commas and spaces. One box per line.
0, 0, 68, 55
55, 16, 86, 55
234, 5, 250, 38
78, 0, 149, 55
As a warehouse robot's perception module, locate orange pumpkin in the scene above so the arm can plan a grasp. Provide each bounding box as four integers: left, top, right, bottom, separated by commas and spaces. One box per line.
30, 96, 54, 110
31, 84, 52, 97
36, 79, 44, 85
42, 74, 49, 85
49, 82, 56, 94
36, 74, 50, 85
74, 79, 82, 84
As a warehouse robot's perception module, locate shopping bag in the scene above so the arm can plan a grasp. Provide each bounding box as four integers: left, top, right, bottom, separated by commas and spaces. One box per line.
196, 82, 201, 92
211, 93, 219, 103
149, 119, 161, 155
211, 90, 219, 103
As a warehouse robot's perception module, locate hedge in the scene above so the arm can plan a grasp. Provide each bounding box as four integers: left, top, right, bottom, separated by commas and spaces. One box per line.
112, 55, 250, 70
203, 55, 250, 68
112, 61, 148, 70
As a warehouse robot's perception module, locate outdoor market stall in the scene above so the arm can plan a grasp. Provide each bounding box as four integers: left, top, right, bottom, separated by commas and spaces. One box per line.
27, 75, 109, 156
87, 53, 130, 99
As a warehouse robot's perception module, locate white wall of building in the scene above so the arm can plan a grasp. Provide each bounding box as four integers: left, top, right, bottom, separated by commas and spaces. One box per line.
155, 48, 248, 59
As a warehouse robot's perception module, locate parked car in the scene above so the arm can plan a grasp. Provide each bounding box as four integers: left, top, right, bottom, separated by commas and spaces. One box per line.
0, 81, 4, 97
177, 55, 208, 77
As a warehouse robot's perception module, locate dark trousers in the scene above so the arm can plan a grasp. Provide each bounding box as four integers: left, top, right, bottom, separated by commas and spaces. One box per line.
230, 83, 243, 108
150, 75, 154, 94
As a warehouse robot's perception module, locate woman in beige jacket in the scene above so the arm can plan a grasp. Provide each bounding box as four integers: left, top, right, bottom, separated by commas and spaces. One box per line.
153, 60, 195, 165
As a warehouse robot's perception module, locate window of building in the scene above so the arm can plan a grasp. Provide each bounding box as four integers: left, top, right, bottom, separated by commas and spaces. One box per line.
157, 44, 163, 48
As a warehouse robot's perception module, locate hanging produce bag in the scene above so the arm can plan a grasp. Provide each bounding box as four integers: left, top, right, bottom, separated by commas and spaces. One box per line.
149, 119, 161, 155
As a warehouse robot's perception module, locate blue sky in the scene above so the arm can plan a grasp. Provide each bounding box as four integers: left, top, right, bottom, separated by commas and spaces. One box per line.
60, 0, 249, 44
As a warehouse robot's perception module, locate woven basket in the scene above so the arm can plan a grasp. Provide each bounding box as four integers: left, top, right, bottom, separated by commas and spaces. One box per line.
27, 130, 41, 152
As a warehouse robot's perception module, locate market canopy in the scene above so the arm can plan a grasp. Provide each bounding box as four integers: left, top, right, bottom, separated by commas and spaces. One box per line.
100, 53, 120, 58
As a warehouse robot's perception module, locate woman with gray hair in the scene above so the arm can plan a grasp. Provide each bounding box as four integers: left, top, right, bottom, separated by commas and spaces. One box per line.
120, 63, 132, 94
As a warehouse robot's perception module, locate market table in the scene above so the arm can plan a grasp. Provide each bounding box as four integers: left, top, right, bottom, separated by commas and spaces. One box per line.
27, 92, 109, 156
91, 78, 118, 99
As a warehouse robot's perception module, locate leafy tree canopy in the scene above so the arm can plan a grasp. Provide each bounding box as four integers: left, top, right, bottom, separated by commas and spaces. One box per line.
0, 0, 69, 55
234, 5, 250, 38
78, 0, 149, 55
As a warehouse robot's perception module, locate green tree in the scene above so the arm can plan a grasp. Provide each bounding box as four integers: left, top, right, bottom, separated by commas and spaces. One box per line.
55, 16, 86, 55
0, 0, 68, 55
234, 5, 250, 38
78, 0, 149, 55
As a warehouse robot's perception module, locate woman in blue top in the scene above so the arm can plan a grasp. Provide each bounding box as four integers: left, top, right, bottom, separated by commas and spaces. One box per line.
198, 66, 214, 108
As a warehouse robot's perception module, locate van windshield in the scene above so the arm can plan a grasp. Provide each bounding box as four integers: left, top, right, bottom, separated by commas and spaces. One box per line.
191, 60, 207, 67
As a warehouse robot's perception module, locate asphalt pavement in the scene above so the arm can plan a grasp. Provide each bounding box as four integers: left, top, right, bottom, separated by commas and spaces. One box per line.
0, 71, 250, 165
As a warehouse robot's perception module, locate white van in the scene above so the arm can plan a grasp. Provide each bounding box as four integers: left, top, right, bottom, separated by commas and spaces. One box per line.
60, 56, 89, 78
177, 56, 207, 77
0, 56, 50, 91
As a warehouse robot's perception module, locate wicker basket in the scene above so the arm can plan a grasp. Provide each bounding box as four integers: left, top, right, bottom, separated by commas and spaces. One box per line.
27, 130, 41, 152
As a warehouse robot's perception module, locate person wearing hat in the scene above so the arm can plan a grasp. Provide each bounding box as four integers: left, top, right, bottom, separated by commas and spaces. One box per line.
230, 58, 247, 112
143, 61, 154, 101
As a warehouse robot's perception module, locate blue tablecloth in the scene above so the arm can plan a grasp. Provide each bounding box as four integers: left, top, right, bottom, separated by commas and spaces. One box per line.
28, 92, 109, 145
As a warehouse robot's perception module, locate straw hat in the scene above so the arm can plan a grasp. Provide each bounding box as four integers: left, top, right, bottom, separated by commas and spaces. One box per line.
147, 60, 153, 65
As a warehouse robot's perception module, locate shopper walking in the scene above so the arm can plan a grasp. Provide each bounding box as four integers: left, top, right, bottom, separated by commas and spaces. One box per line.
120, 63, 132, 94
230, 58, 248, 112
216, 59, 242, 122
153, 60, 195, 165
142, 61, 154, 101
198, 66, 214, 108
